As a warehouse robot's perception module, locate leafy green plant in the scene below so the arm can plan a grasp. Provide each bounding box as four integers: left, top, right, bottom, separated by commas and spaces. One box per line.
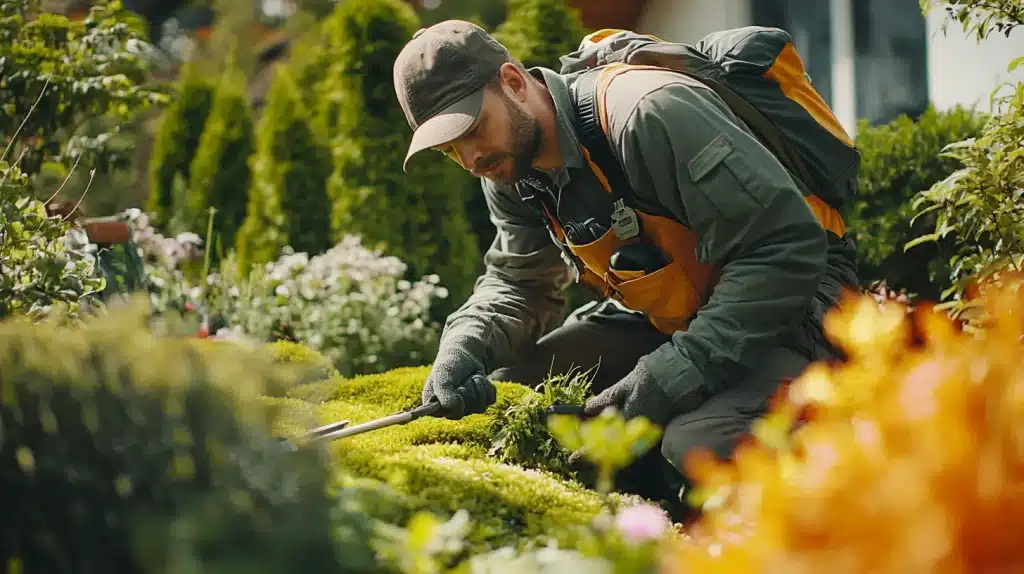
0, 0, 165, 177
846, 106, 986, 299
909, 0, 1023, 330
0, 161, 105, 322
487, 368, 594, 477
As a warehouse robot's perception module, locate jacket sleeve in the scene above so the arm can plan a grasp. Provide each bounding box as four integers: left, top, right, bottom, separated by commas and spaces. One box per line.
435, 178, 573, 373
607, 77, 828, 402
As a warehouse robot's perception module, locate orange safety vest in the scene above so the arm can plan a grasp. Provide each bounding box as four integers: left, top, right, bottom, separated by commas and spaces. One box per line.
535, 64, 848, 335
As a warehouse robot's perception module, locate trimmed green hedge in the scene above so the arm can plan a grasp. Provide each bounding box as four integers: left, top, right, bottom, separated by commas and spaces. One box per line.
273, 366, 641, 554
848, 105, 987, 299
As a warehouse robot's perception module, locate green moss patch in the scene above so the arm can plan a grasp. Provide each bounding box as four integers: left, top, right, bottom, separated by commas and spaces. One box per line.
272, 366, 641, 553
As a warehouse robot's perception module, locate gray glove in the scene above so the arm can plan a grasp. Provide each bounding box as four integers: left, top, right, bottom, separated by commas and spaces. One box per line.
423, 342, 495, 420
582, 359, 705, 428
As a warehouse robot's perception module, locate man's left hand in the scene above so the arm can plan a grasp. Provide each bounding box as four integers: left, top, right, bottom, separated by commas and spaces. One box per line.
582, 359, 680, 428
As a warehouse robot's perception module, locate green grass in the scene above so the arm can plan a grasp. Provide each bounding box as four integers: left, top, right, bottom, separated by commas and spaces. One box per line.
270, 366, 643, 553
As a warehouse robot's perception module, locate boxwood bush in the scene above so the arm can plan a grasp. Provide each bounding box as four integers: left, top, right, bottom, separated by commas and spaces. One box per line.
0, 304, 376, 573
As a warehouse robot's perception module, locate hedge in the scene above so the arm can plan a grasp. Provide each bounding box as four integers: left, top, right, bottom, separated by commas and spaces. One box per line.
847, 105, 987, 300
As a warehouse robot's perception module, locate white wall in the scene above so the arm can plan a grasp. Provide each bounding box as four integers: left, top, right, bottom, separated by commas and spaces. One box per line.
635, 0, 751, 43
923, 9, 1024, 114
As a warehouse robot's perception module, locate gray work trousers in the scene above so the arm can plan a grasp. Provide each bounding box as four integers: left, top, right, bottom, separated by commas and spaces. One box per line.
489, 298, 827, 518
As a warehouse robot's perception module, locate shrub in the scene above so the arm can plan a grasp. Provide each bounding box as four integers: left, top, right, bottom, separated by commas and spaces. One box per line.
235, 64, 333, 271
0, 163, 105, 322
0, 0, 164, 178
847, 106, 986, 300
146, 62, 217, 231
0, 302, 376, 573
185, 58, 255, 261
491, 0, 588, 70
908, 1, 1023, 330
316, 0, 481, 312
209, 235, 450, 377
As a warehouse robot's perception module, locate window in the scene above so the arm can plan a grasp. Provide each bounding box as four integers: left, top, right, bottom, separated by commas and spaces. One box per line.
852, 0, 930, 125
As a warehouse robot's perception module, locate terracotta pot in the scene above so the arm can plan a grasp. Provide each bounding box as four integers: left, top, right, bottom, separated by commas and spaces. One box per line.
83, 220, 130, 245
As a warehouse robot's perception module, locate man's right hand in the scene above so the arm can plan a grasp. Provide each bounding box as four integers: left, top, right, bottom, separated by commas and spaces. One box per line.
423, 348, 495, 420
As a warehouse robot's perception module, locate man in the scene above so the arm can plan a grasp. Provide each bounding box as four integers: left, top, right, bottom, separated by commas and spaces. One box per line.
392, 20, 859, 516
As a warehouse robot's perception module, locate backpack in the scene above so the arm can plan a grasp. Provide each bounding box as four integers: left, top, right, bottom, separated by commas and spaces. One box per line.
558, 26, 860, 219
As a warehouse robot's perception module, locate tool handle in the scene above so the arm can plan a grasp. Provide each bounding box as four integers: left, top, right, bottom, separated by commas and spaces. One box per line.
409, 399, 444, 419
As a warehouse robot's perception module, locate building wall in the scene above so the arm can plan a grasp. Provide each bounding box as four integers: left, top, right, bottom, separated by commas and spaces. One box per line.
635, 0, 1022, 137
923, 8, 1024, 113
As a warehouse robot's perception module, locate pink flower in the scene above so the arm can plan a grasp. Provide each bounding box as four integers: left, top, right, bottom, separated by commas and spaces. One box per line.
615, 503, 670, 542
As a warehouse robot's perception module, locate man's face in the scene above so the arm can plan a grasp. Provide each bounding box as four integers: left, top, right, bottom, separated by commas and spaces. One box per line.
434, 82, 541, 185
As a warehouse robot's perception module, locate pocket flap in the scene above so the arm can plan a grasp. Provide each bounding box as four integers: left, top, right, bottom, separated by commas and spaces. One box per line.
688, 134, 733, 182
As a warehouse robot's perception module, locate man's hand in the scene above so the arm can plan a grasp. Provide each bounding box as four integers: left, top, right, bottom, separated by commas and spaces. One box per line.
423, 347, 495, 420
582, 359, 705, 428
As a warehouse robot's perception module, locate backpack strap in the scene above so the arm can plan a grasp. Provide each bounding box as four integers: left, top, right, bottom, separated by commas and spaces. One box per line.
569, 63, 846, 236
568, 67, 636, 204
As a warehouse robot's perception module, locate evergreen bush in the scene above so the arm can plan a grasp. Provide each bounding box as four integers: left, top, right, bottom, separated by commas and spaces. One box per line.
847, 106, 986, 300
235, 64, 333, 272
185, 58, 255, 262
316, 0, 481, 312
146, 62, 217, 231
0, 304, 378, 573
491, 0, 588, 70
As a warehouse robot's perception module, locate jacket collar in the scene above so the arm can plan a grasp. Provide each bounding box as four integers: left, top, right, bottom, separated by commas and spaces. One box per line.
530, 67, 586, 172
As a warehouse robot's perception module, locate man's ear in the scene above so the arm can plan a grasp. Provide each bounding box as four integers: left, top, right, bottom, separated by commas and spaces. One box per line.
497, 62, 529, 102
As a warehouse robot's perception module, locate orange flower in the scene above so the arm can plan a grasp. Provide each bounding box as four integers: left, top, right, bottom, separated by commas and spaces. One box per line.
664, 279, 1024, 574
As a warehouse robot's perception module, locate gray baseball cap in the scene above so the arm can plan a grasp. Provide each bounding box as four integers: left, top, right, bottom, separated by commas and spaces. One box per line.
393, 20, 512, 171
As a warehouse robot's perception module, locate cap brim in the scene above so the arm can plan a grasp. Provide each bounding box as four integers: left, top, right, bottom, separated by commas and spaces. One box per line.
403, 88, 485, 172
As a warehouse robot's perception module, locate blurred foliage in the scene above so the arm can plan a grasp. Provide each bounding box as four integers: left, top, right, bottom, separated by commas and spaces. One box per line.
846, 105, 987, 300
0, 0, 166, 177
0, 303, 381, 573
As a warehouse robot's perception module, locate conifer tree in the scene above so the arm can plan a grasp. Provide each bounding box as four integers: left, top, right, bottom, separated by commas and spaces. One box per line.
186, 55, 255, 263
235, 65, 333, 271
146, 63, 216, 231
317, 0, 481, 311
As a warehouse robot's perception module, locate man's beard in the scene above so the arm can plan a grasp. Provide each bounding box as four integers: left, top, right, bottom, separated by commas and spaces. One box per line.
505, 96, 542, 183
478, 92, 541, 185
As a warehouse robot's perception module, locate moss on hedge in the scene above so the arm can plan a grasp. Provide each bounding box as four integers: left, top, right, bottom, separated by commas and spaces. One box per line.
273, 366, 641, 554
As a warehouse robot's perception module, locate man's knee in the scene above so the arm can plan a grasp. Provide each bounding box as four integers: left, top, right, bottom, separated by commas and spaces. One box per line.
660, 417, 751, 474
